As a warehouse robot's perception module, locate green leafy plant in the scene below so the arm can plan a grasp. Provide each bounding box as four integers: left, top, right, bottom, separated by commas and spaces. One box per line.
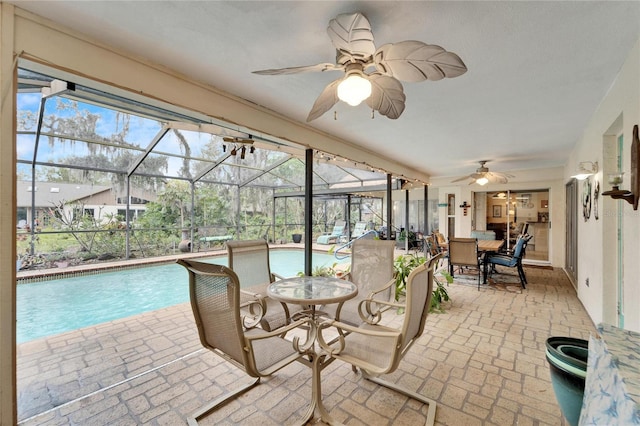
393, 253, 426, 300
431, 271, 453, 312
393, 253, 452, 313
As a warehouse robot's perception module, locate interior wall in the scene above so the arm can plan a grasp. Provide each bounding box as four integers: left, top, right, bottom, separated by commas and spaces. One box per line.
566, 37, 640, 331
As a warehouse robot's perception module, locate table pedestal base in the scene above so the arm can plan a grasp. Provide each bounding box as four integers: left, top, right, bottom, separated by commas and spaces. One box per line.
299, 352, 339, 425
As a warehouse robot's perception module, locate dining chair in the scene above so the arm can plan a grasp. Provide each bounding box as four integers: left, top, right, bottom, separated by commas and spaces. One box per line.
486, 234, 532, 288
317, 252, 443, 426
448, 237, 481, 289
176, 259, 305, 426
323, 238, 396, 326
227, 239, 302, 331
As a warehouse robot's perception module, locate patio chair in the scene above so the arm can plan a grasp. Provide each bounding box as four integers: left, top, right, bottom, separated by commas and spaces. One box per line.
486, 234, 532, 288
317, 220, 346, 244
227, 239, 302, 331
351, 221, 368, 239
176, 259, 305, 426
317, 252, 443, 426
448, 237, 481, 289
323, 239, 396, 326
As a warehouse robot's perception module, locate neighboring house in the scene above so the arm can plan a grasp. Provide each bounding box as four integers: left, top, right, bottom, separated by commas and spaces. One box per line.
16, 181, 156, 228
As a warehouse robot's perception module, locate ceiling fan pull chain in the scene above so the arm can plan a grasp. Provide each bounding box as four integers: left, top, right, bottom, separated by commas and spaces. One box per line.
371, 109, 375, 119
334, 110, 337, 120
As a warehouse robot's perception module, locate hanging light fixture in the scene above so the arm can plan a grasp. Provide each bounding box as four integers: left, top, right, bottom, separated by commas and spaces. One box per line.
240, 146, 246, 159
475, 176, 489, 186
337, 65, 371, 106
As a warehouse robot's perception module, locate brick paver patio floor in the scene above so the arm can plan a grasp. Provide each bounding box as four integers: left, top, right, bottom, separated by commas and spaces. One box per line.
17, 264, 594, 425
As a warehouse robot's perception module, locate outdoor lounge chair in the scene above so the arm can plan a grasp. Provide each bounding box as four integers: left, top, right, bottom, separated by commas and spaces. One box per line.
317, 220, 346, 244
227, 239, 303, 331
317, 252, 443, 426
322, 238, 396, 326
350, 221, 368, 239
176, 259, 305, 426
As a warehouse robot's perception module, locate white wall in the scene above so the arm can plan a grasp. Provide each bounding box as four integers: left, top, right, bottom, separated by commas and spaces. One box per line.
566, 38, 640, 332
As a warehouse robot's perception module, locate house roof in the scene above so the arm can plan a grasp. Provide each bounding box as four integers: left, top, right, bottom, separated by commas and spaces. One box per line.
16, 181, 111, 208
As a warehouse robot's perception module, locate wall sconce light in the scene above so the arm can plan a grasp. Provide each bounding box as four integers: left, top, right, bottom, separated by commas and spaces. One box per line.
572, 161, 598, 180
602, 125, 640, 210
459, 201, 470, 216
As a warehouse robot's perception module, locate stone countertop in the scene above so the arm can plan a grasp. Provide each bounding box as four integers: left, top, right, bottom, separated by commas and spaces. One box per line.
597, 323, 640, 401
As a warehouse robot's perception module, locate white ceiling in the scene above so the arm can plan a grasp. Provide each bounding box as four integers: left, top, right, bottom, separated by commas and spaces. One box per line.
10, 1, 640, 181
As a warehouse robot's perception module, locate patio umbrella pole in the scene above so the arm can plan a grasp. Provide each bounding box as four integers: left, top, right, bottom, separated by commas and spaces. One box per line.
304, 149, 313, 276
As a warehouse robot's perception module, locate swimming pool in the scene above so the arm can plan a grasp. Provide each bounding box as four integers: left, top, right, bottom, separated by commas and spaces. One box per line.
17, 250, 348, 343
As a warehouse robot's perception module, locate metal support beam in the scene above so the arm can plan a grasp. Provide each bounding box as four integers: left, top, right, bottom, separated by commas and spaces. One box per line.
405, 186, 410, 251
305, 149, 313, 276
424, 184, 429, 236
386, 174, 392, 240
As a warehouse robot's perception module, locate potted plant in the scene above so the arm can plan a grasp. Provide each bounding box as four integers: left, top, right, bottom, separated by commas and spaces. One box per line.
292, 230, 303, 243
396, 229, 417, 249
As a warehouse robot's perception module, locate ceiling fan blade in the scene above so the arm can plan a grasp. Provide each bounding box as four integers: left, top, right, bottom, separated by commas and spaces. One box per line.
486, 172, 511, 183
253, 63, 342, 75
327, 12, 376, 60
451, 175, 471, 183
306, 79, 340, 122
365, 75, 406, 119
373, 41, 468, 82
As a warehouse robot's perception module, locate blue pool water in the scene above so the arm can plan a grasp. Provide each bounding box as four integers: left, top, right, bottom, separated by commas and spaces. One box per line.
17, 250, 348, 343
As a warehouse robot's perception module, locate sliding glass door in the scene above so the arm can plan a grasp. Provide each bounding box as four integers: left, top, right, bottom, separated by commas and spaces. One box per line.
479, 189, 550, 262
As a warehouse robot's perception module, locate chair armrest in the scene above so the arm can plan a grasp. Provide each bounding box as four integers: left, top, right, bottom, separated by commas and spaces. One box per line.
238, 289, 268, 329
316, 319, 402, 374
368, 278, 396, 299
244, 317, 310, 343
358, 295, 404, 325
272, 272, 286, 281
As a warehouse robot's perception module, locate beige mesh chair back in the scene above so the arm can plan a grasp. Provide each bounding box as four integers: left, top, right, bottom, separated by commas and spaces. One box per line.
177, 259, 304, 426
317, 253, 443, 425
227, 239, 300, 331
448, 237, 481, 287
324, 239, 395, 326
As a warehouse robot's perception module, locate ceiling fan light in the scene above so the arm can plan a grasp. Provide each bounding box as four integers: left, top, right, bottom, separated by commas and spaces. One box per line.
476, 177, 489, 186
337, 74, 371, 106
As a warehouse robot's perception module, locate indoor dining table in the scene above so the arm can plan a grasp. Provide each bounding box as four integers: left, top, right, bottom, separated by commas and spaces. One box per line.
267, 276, 357, 425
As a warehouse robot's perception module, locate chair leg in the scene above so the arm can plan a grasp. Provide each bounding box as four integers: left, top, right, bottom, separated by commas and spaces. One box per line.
188, 377, 260, 426
363, 372, 436, 426
517, 264, 527, 289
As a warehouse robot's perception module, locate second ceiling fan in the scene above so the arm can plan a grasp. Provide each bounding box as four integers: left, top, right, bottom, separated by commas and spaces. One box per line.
253, 12, 467, 121
451, 161, 514, 186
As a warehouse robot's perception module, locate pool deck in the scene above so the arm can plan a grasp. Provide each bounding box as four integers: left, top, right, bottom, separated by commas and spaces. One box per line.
16, 242, 347, 282
17, 260, 595, 425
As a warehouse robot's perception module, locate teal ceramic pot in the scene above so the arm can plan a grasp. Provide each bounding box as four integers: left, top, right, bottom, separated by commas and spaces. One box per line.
545, 337, 589, 426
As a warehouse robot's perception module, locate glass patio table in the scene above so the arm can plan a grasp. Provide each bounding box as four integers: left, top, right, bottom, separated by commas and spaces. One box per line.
267, 276, 357, 424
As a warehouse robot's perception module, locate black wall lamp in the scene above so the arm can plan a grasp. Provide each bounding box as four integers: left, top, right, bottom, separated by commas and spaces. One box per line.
602, 124, 640, 210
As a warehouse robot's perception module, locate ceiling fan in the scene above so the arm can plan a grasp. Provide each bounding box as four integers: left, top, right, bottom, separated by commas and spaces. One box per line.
253, 12, 467, 122
451, 161, 514, 186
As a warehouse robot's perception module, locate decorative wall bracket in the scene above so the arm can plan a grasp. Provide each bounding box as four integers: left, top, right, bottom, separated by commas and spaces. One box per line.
602, 124, 640, 210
